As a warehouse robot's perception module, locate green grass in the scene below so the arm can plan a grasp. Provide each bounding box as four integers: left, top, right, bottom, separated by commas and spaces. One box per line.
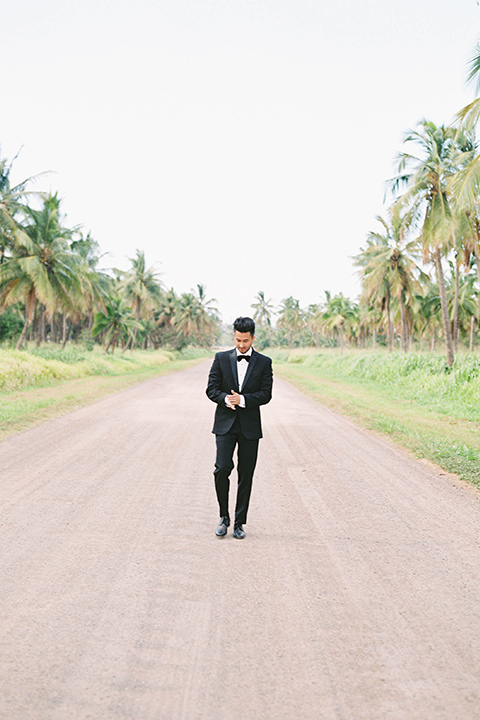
0, 345, 209, 439
271, 349, 480, 489
0, 345, 186, 392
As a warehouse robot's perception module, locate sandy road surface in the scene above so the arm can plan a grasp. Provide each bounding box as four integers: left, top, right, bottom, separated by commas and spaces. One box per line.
1, 360, 480, 720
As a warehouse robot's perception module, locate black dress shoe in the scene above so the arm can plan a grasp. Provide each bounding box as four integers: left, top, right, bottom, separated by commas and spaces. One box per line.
233, 524, 245, 540
215, 515, 230, 537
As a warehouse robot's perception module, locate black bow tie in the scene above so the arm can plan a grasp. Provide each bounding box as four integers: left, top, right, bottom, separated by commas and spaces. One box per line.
237, 355, 250, 362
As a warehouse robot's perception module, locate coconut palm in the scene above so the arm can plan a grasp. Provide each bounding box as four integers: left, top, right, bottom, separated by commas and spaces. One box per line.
195, 283, 218, 317
174, 291, 218, 346
70, 231, 111, 335
118, 250, 163, 348
121, 250, 163, 317
251, 291, 274, 328
354, 212, 423, 352
277, 296, 304, 347
390, 120, 469, 365
304, 303, 323, 346
91, 296, 140, 353
321, 292, 358, 354
156, 288, 179, 337
449, 140, 480, 326
445, 261, 478, 349
411, 278, 442, 350
0, 193, 82, 348
0, 149, 39, 265
456, 39, 480, 131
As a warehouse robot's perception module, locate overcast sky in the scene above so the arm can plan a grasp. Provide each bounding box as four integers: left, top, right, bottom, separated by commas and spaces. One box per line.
2, 0, 480, 324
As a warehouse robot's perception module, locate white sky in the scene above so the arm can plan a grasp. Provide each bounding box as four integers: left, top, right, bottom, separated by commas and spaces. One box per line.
2, 0, 480, 324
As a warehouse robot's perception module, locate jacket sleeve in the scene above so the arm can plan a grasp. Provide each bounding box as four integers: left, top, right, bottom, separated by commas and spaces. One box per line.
243, 358, 273, 408
206, 353, 228, 405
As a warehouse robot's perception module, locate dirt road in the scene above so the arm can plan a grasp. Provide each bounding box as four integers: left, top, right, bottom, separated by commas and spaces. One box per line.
1, 360, 479, 720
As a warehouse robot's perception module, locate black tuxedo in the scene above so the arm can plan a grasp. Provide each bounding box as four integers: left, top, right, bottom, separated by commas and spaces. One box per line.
206, 348, 273, 524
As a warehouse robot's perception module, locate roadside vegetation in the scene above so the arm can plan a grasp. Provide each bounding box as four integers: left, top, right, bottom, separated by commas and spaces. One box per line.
272, 348, 480, 489
0, 345, 209, 440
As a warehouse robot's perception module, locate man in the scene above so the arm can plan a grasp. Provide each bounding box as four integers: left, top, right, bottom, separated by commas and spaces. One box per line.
206, 316, 273, 539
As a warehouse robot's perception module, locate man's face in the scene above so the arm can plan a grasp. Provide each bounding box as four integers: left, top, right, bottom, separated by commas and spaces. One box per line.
234, 330, 254, 354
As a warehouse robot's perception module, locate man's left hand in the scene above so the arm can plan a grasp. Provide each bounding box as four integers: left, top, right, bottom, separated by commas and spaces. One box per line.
228, 390, 241, 406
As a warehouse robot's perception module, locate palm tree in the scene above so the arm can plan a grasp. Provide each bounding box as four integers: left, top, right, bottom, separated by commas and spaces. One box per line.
304, 303, 323, 346
390, 120, 467, 366
155, 287, 179, 341
70, 231, 111, 339
174, 291, 218, 347
195, 283, 218, 317
251, 291, 274, 328
321, 292, 358, 354
277, 296, 304, 347
357, 300, 383, 349
449, 132, 480, 326
0, 193, 82, 348
91, 297, 140, 353
445, 262, 478, 350
354, 212, 423, 352
119, 250, 163, 347
456, 40, 480, 130
412, 280, 443, 351
121, 250, 163, 318
0, 148, 41, 265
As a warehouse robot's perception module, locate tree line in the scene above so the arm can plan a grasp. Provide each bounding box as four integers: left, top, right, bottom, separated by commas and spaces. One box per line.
0, 174, 220, 352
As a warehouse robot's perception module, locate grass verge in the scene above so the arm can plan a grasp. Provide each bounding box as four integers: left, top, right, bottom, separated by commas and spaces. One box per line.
0, 346, 208, 441
271, 349, 480, 489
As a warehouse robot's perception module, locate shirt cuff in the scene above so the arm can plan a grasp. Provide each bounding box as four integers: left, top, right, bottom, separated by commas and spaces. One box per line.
239, 395, 245, 408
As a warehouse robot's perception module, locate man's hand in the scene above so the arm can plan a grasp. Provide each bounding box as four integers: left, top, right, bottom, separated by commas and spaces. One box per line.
227, 390, 241, 407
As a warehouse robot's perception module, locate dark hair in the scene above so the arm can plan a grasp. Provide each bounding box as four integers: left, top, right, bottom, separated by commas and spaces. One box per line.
233, 316, 255, 336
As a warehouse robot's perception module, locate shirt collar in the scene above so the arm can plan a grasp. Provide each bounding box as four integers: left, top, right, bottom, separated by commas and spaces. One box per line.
235, 348, 253, 357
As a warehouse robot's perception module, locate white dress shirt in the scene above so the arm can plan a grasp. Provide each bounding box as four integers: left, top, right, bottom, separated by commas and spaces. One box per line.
225, 348, 252, 410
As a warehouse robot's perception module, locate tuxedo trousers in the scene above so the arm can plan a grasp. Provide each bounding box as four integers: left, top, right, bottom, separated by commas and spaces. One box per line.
214, 415, 259, 525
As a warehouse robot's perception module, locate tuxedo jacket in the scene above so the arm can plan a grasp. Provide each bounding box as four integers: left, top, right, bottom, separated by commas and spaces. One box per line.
206, 348, 273, 440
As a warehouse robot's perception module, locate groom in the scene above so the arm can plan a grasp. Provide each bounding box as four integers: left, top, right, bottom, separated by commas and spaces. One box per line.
206, 317, 273, 539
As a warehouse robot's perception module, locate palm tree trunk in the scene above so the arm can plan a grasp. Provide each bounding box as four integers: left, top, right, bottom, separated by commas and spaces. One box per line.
106, 331, 119, 354
470, 315, 475, 352
16, 291, 36, 349
50, 313, 56, 343
16, 318, 30, 350
431, 327, 437, 352
131, 326, 138, 349
453, 257, 460, 352
386, 292, 393, 352
36, 305, 44, 347
399, 295, 408, 352
62, 316, 72, 349
474, 222, 480, 322
434, 247, 454, 367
